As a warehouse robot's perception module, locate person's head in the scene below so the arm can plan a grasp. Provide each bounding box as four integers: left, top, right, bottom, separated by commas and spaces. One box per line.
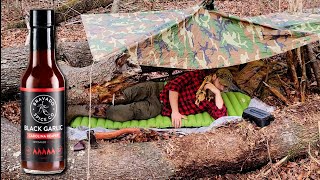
211, 69, 233, 91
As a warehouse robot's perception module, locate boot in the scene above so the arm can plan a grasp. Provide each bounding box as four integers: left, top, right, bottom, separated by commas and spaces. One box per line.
91, 104, 110, 118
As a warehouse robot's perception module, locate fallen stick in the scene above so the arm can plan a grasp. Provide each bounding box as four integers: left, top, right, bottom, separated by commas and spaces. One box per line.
262, 155, 289, 177
94, 128, 141, 140
277, 75, 295, 90
263, 81, 290, 105
308, 143, 320, 165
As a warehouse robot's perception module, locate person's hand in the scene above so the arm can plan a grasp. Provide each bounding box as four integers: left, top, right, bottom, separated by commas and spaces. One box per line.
171, 111, 186, 128
204, 82, 221, 94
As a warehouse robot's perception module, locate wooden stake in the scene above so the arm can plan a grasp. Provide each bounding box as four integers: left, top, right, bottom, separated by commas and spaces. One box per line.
307, 45, 320, 88
111, 0, 120, 13
263, 82, 290, 105
318, 121, 320, 140
286, 50, 300, 90
278, 0, 281, 12
304, 45, 314, 80
297, 48, 307, 102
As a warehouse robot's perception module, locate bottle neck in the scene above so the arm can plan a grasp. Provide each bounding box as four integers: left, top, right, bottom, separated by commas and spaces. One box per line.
30, 27, 55, 67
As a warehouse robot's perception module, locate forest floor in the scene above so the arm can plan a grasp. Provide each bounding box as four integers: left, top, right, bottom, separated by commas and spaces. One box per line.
1, 96, 320, 179
1, 0, 320, 179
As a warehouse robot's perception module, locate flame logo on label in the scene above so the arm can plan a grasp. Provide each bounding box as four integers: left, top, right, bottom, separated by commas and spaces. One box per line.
33, 148, 56, 155
30, 95, 57, 124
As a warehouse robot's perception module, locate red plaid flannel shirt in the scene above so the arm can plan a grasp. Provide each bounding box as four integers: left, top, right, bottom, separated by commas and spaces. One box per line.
159, 70, 227, 119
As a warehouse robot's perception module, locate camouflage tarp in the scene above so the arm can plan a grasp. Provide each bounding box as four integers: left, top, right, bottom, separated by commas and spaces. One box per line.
81, 5, 320, 69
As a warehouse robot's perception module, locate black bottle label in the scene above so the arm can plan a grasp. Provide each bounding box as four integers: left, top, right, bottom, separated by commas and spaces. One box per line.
20, 88, 65, 162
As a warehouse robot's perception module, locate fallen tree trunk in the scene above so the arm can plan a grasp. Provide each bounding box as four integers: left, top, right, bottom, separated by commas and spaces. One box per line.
7, 0, 114, 29
58, 41, 93, 67
1, 46, 29, 99
1, 41, 91, 99
1, 41, 138, 104
81, 99, 319, 178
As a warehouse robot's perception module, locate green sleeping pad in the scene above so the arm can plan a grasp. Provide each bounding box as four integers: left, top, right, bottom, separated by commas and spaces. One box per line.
70, 92, 251, 129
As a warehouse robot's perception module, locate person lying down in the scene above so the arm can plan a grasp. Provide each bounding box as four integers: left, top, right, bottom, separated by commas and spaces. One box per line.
86, 69, 234, 129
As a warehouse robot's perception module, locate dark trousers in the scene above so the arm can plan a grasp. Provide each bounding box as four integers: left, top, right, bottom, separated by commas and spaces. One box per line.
105, 82, 164, 122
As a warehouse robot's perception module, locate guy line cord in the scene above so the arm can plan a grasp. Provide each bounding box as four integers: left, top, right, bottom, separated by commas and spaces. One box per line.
87, 60, 95, 179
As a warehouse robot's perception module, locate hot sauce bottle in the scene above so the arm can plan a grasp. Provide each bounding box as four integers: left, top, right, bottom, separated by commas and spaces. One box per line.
20, 9, 66, 174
